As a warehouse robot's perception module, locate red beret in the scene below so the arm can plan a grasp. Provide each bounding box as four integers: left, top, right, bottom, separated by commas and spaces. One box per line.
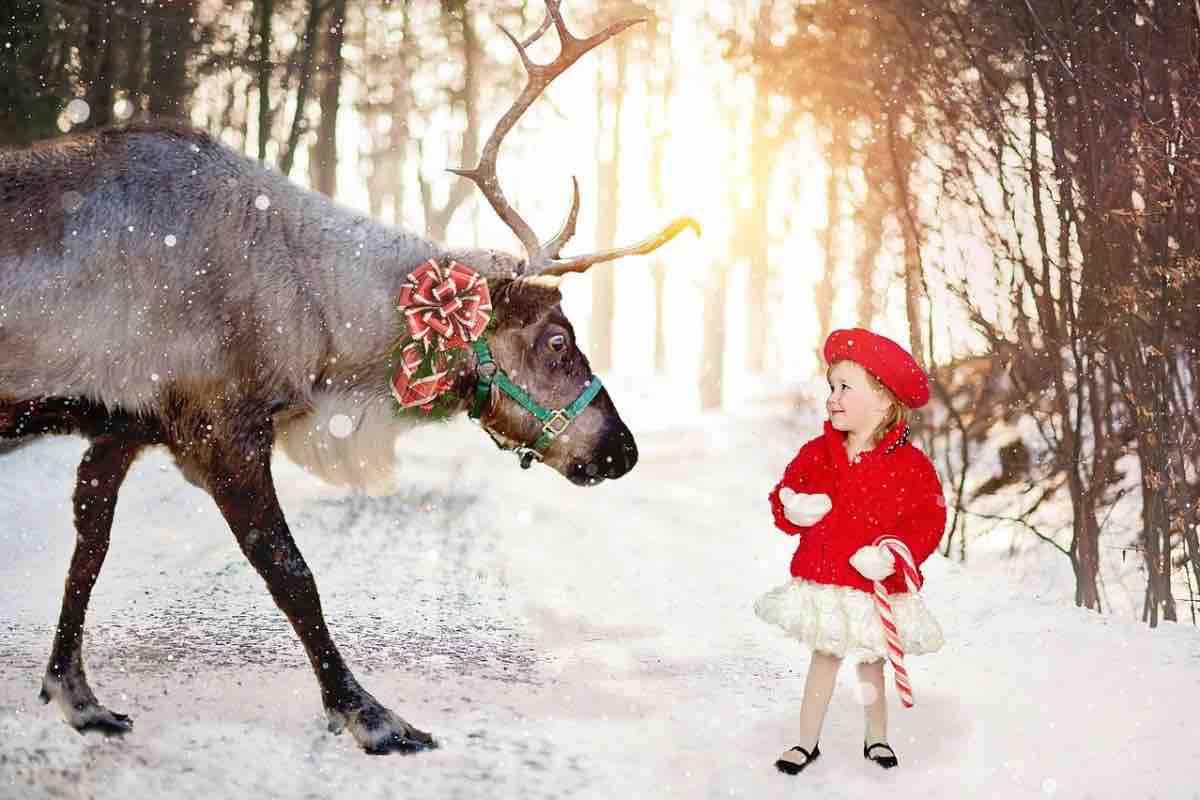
823, 328, 930, 409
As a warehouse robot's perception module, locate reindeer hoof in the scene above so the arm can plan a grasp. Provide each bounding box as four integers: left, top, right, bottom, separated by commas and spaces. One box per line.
327, 697, 437, 755
76, 709, 134, 737
41, 673, 134, 736
364, 727, 437, 756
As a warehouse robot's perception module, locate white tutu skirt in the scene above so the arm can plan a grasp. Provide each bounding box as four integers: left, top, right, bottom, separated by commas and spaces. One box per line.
755, 578, 944, 664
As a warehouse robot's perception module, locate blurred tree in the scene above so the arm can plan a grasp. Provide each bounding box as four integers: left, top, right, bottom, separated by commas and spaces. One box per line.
589, 30, 627, 373
756, 1, 930, 364
0, 1, 63, 144
255, 0, 274, 160
356, 1, 531, 236
716, 1, 800, 376
646, 12, 674, 375
82, 3, 116, 130
0, 0, 201, 143
857, 0, 1197, 622
310, 0, 346, 197
739, 0, 1200, 622
147, 1, 197, 119
418, 0, 482, 241
280, 0, 324, 176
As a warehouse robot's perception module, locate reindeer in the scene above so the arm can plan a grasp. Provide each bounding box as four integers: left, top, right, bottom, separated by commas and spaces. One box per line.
0, 2, 695, 755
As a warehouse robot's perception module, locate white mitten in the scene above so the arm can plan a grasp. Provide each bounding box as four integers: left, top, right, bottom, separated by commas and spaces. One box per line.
850, 545, 896, 581
778, 489, 833, 526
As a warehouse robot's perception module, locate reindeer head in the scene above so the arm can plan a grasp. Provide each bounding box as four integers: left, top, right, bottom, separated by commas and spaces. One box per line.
458, 275, 633, 485
434, 2, 697, 483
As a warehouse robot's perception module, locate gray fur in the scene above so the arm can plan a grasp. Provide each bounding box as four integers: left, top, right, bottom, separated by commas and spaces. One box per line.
0, 125, 531, 485
2, 124, 641, 753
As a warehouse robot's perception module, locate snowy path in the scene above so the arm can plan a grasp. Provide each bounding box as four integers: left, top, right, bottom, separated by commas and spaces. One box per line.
2, 407, 1198, 799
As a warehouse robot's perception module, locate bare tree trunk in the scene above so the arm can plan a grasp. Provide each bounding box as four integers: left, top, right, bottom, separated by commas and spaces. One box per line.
255, 0, 273, 161
312, 0, 347, 197
146, 0, 194, 120
591, 38, 627, 373
649, 66, 668, 374
280, 0, 324, 176
82, 5, 114, 130
386, 1, 416, 225
854, 149, 887, 327
239, 66, 253, 151
652, 264, 668, 373
387, 68, 411, 226
884, 109, 926, 368
648, 18, 673, 376
1118, 334, 1181, 626
122, 9, 145, 120
700, 265, 728, 411
1023, 67, 1101, 610
745, 0, 776, 376
423, 3, 481, 241
0, 1, 63, 144
814, 125, 844, 359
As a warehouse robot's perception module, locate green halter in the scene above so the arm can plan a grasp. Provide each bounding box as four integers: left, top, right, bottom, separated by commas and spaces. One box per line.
468, 338, 605, 469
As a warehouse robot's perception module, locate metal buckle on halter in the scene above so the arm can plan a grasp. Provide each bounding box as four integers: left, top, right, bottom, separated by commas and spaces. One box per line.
542, 410, 571, 438
516, 446, 543, 470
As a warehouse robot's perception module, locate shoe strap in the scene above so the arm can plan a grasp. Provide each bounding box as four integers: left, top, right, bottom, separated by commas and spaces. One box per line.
788, 744, 818, 760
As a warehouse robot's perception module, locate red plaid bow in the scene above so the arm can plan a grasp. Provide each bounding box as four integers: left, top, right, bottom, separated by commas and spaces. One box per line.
390, 260, 492, 410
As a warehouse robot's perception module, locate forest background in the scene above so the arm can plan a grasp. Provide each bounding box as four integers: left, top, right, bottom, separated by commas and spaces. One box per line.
2, 0, 1198, 626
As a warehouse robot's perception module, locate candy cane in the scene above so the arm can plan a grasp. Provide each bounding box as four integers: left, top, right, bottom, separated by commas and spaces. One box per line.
871, 536, 922, 708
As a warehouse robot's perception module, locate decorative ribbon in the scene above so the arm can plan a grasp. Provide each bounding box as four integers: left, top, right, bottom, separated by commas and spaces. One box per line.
390, 260, 492, 410
870, 536, 923, 708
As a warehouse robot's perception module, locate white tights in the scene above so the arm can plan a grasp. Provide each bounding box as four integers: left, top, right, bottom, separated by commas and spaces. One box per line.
796, 652, 888, 750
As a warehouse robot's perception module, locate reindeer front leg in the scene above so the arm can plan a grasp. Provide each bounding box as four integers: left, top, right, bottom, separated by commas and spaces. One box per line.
190, 427, 436, 755
41, 434, 143, 734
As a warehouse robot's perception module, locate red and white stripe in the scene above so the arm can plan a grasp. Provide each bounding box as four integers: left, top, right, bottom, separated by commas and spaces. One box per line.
871, 536, 922, 708
391, 259, 492, 410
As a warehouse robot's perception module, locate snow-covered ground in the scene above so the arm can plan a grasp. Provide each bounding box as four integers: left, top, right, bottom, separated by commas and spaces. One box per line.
2, 384, 1198, 799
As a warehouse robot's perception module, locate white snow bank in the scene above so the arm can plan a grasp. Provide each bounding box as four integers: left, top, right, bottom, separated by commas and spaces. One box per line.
2, 400, 1197, 799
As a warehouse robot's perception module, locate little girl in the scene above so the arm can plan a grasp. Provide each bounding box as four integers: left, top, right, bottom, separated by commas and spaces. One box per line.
755, 328, 946, 775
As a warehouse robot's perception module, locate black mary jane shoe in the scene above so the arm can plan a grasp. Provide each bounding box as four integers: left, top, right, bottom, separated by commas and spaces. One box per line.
774, 742, 820, 775
863, 741, 899, 769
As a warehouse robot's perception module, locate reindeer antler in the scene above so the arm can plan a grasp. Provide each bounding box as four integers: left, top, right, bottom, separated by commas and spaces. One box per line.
450, 0, 698, 275
539, 217, 701, 276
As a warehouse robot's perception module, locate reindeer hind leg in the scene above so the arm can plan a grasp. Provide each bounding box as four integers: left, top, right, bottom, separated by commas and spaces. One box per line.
41, 433, 144, 735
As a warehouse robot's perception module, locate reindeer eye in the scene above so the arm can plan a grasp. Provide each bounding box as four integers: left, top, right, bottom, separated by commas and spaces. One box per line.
548, 334, 568, 352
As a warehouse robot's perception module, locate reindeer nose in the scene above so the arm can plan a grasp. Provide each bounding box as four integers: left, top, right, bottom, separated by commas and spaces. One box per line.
599, 426, 638, 479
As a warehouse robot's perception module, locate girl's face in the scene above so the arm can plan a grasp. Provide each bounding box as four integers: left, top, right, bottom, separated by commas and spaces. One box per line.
826, 360, 892, 440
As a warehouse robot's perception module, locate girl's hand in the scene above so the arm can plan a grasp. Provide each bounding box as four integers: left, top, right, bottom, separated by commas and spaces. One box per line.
850, 545, 896, 581
778, 489, 833, 526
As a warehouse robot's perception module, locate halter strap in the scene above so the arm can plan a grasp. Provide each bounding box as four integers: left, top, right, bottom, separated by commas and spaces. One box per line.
468, 338, 604, 464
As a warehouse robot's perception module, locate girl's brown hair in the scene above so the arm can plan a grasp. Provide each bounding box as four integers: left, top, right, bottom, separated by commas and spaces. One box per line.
828, 360, 911, 447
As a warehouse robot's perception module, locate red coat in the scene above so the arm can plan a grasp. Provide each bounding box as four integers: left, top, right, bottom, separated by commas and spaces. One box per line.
769, 420, 947, 595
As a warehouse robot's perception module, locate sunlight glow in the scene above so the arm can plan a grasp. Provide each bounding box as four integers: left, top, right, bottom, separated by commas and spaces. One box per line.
196, 0, 958, 407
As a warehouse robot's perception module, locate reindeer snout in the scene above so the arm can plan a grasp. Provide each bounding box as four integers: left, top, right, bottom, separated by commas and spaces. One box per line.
597, 425, 638, 479
566, 424, 638, 486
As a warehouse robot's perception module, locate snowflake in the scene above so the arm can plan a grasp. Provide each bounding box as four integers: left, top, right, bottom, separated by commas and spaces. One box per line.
328, 414, 353, 439
65, 99, 90, 124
